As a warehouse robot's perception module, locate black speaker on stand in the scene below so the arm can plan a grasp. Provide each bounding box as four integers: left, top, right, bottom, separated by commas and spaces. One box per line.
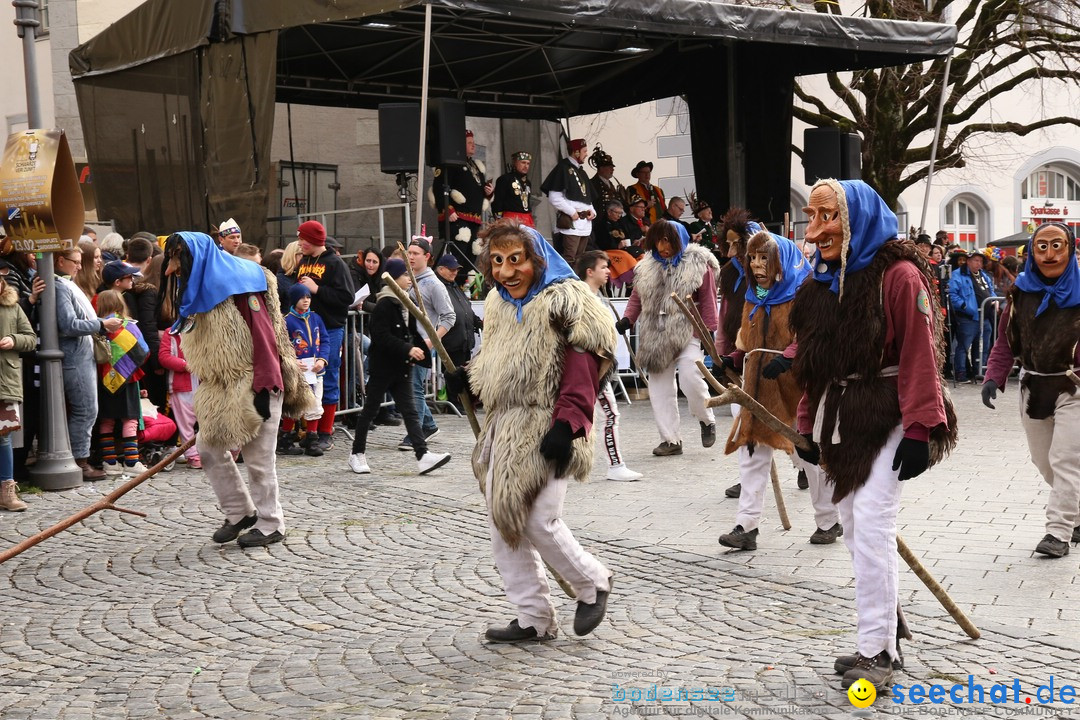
803, 128, 861, 184
426, 99, 471, 267
378, 103, 420, 174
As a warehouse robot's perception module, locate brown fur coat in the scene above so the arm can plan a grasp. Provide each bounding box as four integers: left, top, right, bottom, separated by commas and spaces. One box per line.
183, 269, 315, 450
791, 240, 957, 502
469, 279, 616, 548
725, 301, 801, 454
1006, 290, 1080, 419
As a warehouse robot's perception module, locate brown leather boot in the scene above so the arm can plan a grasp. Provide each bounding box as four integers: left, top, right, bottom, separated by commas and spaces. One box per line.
77, 458, 106, 481
0, 480, 27, 511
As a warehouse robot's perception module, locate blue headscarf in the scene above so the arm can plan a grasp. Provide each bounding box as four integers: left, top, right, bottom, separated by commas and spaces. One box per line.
496, 226, 577, 322
1014, 222, 1080, 316
810, 180, 898, 298
651, 221, 691, 269
745, 233, 811, 318
729, 220, 765, 293
173, 231, 268, 330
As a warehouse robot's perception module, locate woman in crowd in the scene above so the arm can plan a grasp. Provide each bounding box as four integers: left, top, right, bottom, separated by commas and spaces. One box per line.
74, 239, 103, 300
0, 272, 37, 510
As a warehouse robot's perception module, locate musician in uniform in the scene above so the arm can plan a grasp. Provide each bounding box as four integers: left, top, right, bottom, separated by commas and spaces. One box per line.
491, 151, 535, 228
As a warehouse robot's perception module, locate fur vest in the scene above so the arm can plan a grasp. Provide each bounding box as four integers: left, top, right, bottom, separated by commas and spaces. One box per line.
632, 244, 720, 373
791, 240, 958, 502
717, 260, 746, 347
183, 269, 315, 449
469, 279, 616, 548
725, 301, 801, 454
1006, 289, 1080, 419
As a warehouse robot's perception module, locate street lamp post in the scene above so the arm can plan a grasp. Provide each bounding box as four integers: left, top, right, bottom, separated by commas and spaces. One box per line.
15, 0, 82, 490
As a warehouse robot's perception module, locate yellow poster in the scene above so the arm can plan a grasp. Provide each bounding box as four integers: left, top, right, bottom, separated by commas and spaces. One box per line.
0, 129, 84, 253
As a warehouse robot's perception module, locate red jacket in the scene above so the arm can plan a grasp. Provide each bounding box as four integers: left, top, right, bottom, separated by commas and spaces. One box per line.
158, 330, 194, 393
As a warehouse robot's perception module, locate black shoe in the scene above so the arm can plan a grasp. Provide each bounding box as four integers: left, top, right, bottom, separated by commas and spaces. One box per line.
1072, 525, 1080, 544
304, 444, 324, 457
652, 441, 683, 456
725, 483, 741, 498
423, 427, 440, 441
719, 524, 758, 550
809, 523, 843, 545
1035, 534, 1070, 558
700, 422, 716, 448
797, 469, 809, 490
574, 575, 614, 636
484, 619, 554, 643
315, 433, 334, 452
212, 514, 257, 544
276, 431, 304, 456
373, 408, 403, 426
841, 651, 895, 690
398, 435, 413, 451
835, 646, 904, 674
237, 528, 285, 548
298, 432, 317, 449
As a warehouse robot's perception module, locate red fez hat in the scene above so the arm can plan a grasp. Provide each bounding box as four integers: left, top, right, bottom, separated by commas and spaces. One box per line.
567, 138, 587, 153
465, 129, 474, 138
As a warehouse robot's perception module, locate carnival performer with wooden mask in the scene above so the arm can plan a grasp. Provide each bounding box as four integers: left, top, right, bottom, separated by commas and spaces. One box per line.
446, 220, 616, 643
717, 230, 841, 551
791, 179, 957, 692
615, 220, 719, 456
159, 232, 315, 548
982, 221, 1080, 559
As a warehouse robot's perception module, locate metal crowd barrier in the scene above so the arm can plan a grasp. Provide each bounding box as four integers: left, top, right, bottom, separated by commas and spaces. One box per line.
976, 295, 1006, 378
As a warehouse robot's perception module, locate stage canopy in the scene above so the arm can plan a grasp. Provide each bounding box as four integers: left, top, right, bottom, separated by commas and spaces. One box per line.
70, 0, 956, 241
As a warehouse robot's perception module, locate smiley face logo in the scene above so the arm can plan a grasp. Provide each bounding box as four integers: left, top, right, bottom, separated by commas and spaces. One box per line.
847, 678, 877, 708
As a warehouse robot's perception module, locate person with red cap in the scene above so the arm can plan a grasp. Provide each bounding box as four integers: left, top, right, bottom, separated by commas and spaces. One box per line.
541, 138, 597, 267
628, 161, 666, 227
293, 219, 356, 452
430, 129, 492, 271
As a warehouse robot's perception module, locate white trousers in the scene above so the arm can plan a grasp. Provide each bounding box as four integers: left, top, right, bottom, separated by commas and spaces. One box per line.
485, 463, 610, 636
836, 424, 904, 661
731, 406, 839, 532
648, 340, 715, 443
199, 391, 286, 535
596, 382, 623, 467
1019, 386, 1080, 542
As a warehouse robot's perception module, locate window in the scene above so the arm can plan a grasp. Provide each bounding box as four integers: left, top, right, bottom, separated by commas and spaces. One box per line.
943, 198, 979, 248
1022, 167, 1080, 202
35, 0, 48, 37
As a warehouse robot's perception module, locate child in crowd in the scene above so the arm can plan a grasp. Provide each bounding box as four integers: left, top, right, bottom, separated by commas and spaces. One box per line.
158, 327, 201, 469
576, 250, 643, 481
236, 243, 262, 264
280, 284, 329, 457
347, 258, 451, 476
95, 289, 150, 476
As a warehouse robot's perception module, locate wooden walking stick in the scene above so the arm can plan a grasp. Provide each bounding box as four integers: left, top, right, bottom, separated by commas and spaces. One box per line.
0, 438, 196, 564
697, 359, 981, 641
670, 292, 790, 527
693, 357, 792, 531
382, 273, 481, 437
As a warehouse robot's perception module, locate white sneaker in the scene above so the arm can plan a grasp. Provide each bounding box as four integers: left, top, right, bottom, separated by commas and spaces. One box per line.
123, 461, 149, 477
607, 464, 643, 482
418, 452, 451, 475
104, 463, 123, 476
348, 453, 371, 474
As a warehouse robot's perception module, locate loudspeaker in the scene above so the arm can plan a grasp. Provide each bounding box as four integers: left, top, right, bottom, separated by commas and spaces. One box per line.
378, 103, 420, 174
803, 128, 861, 184
427, 98, 467, 167
840, 132, 861, 180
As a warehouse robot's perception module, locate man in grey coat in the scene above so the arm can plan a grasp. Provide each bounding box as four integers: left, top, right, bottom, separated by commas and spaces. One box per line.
402, 237, 456, 450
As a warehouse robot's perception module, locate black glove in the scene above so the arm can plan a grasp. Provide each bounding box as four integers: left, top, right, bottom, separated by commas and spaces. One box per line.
892, 437, 930, 481
761, 355, 794, 379
539, 420, 574, 477
795, 433, 820, 466
445, 366, 471, 399
711, 355, 736, 382
474, 317, 483, 331
615, 316, 632, 335
981, 380, 999, 410
253, 388, 270, 421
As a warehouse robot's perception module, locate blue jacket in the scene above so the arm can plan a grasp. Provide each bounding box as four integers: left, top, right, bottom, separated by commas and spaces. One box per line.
948, 267, 994, 321
285, 309, 330, 364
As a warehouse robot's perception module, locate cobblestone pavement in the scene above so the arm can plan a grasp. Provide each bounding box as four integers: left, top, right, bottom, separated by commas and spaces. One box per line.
1, 382, 1078, 719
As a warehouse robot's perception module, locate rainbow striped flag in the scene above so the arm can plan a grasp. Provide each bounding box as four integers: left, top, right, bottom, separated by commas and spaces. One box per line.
100, 318, 149, 394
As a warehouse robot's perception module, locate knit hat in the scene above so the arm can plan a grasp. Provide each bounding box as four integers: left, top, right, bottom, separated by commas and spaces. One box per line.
297, 220, 326, 246
288, 282, 311, 307
385, 258, 408, 279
